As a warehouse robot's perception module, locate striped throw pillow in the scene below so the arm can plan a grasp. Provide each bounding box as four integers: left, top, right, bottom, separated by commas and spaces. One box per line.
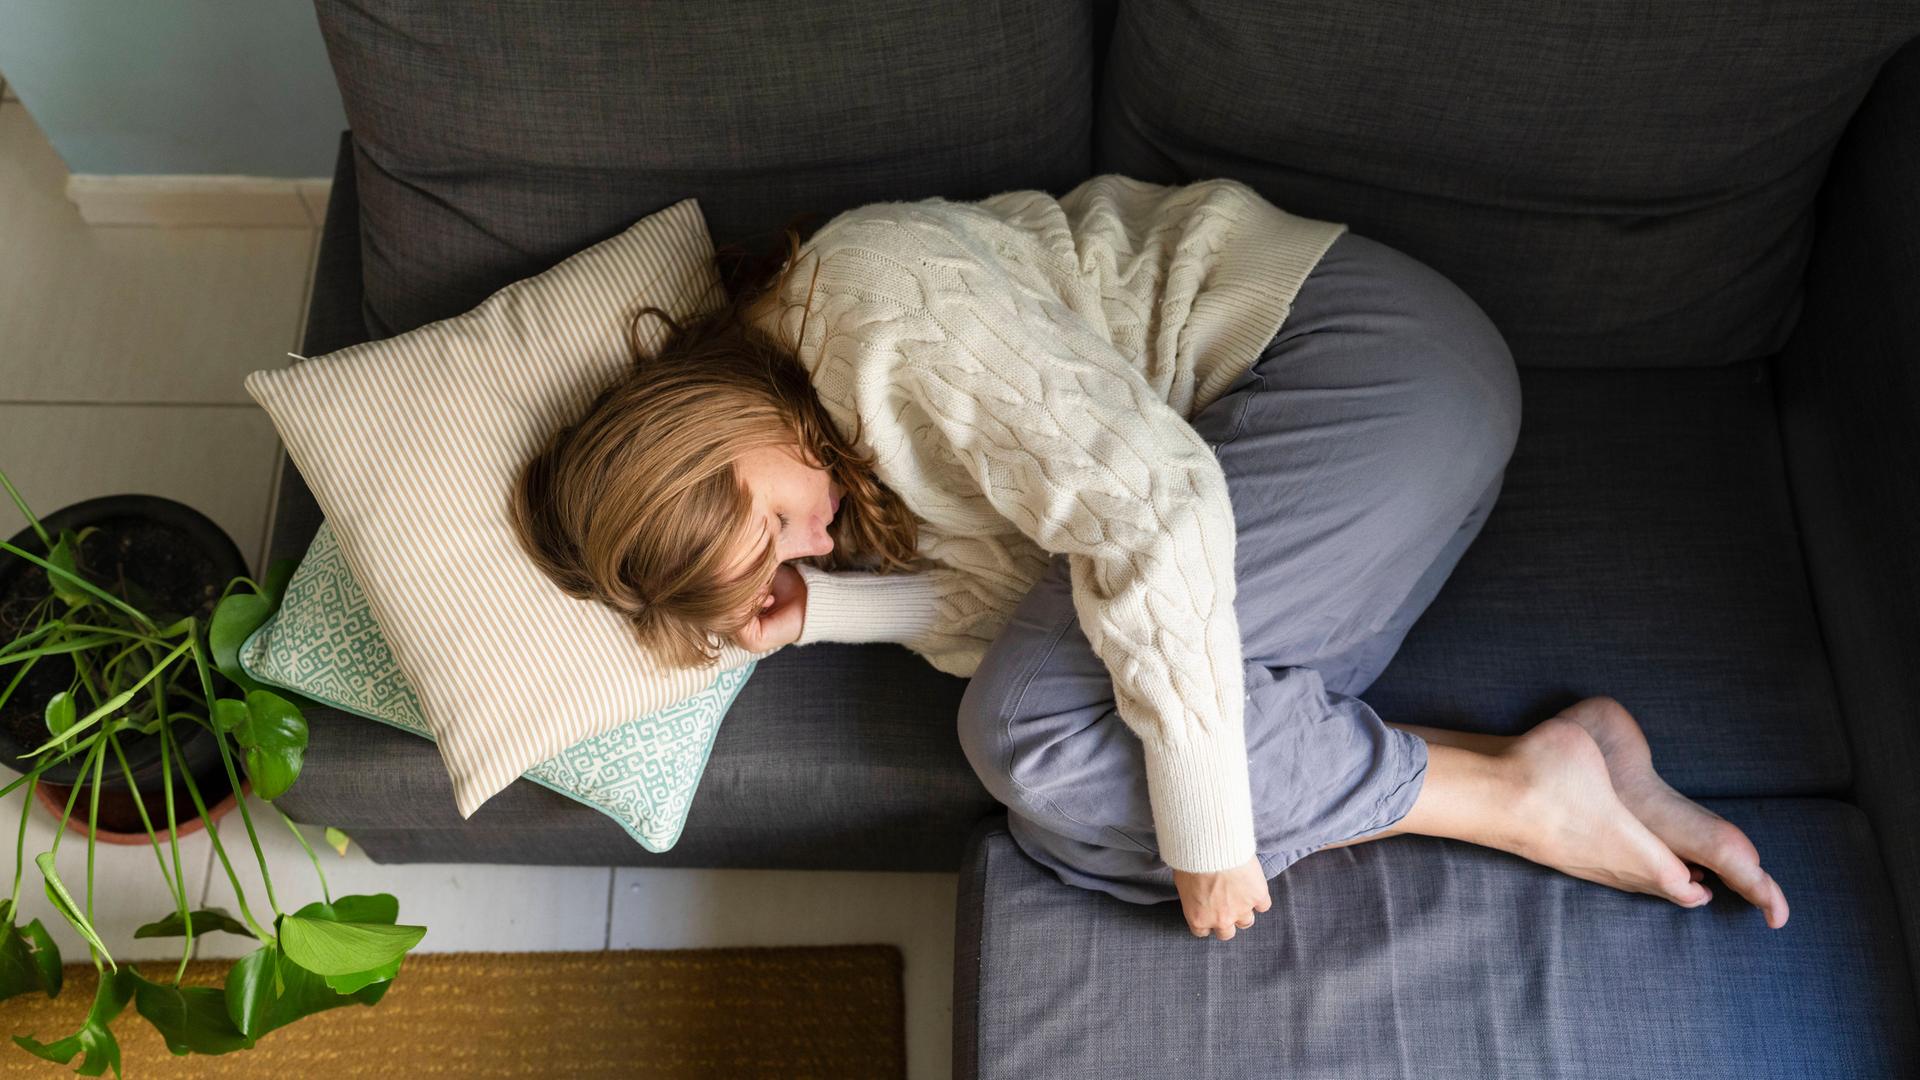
245, 199, 779, 821
239, 518, 749, 851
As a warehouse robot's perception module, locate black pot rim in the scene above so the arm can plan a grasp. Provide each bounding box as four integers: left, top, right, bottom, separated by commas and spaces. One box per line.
0, 494, 248, 786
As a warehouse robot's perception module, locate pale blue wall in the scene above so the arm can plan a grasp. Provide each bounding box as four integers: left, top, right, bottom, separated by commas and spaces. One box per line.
0, 1, 346, 177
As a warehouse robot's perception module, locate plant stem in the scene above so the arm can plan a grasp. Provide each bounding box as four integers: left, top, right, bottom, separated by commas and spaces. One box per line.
10, 772, 33, 912
0, 738, 87, 805
106, 729, 179, 902
164, 722, 269, 942
0, 610, 59, 661
156, 707, 193, 985
272, 804, 329, 906
206, 723, 277, 917
85, 724, 105, 944
24, 636, 191, 758
186, 631, 279, 918
48, 733, 106, 861
0, 639, 46, 712
0, 539, 157, 631
109, 726, 196, 986
24, 621, 165, 642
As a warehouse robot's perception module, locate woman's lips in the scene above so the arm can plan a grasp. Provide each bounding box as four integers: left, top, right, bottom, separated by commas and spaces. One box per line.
830, 492, 841, 516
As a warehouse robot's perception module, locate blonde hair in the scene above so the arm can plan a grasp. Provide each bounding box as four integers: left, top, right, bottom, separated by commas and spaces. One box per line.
508, 218, 921, 670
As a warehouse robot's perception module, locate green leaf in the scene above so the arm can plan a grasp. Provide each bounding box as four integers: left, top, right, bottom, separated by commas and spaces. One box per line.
133, 907, 252, 940
13, 967, 133, 1079
261, 558, 298, 609
128, 969, 253, 1056
224, 942, 387, 1040
323, 951, 403, 995
278, 916, 423, 978
223, 947, 276, 1040
19, 919, 63, 998
208, 592, 272, 695
0, 901, 61, 1001
44, 692, 76, 738
323, 826, 351, 857
210, 697, 249, 736
234, 690, 307, 800
35, 853, 113, 969
325, 893, 398, 925
44, 531, 88, 609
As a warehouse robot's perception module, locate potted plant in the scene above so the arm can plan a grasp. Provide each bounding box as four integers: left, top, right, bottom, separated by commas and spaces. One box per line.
0, 467, 426, 1074
1, 493, 244, 844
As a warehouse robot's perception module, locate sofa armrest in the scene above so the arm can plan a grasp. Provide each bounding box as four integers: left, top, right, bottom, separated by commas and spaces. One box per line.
1775, 33, 1920, 1001
300, 129, 369, 357
270, 131, 367, 569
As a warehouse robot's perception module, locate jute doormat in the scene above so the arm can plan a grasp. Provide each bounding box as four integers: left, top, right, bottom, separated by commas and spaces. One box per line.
0, 945, 905, 1078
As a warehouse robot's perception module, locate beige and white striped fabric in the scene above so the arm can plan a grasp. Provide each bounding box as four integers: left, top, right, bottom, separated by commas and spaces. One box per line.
245, 198, 775, 818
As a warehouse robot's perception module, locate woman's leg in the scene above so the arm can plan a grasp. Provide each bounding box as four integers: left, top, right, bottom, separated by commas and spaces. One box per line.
1320, 711, 1791, 928
1308, 718, 1721, 911
960, 230, 1532, 903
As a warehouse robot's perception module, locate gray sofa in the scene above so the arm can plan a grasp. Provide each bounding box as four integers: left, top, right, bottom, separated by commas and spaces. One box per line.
274, 2, 1920, 1075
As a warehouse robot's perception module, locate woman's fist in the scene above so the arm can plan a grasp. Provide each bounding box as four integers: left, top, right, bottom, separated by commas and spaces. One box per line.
1172, 854, 1272, 941
731, 562, 808, 653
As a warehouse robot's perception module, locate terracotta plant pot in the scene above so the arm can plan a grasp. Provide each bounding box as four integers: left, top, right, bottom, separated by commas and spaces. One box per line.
33, 775, 247, 846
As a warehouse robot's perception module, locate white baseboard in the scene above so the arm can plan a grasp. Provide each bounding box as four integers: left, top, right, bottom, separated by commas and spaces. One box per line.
65, 174, 332, 227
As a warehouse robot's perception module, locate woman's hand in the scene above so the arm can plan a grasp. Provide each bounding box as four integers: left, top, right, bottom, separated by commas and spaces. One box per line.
1172, 854, 1272, 941
731, 562, 808, 652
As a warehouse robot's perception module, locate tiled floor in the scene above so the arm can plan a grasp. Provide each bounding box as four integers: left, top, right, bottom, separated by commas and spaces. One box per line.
0, 91, 956, 1078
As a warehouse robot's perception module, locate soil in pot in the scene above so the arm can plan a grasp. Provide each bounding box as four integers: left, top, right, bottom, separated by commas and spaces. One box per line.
0, 513, 232, 806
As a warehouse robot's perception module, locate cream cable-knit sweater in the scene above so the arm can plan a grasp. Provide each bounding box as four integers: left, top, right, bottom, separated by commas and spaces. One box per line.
751, 174, 1348, 874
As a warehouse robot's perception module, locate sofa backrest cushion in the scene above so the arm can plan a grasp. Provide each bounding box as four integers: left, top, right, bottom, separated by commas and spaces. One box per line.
1096, 1, 1919, 368
316, 0, 1099, 339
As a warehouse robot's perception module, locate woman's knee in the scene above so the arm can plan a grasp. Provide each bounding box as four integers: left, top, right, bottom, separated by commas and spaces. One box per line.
1351, 233, 1522, 475
957, 664, 1016, 800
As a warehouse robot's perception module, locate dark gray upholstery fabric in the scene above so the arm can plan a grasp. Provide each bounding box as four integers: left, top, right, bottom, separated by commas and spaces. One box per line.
1095, 1, 1920, 368
1776, 36, 1920, 1009
298, 132, 366, 359
955, 805, 1920, 1079
1364, 358, 1850, 798
271, 631, 998, 871
311, 0, 1097, 339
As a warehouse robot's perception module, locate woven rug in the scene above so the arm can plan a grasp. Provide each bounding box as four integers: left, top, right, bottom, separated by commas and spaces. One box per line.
0, 945, 905, 1078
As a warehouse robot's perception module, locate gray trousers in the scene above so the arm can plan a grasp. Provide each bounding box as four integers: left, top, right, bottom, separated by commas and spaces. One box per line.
955, 231, 1523, 905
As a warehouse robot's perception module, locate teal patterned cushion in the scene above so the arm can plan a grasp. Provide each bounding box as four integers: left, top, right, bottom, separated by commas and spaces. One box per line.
239, 519, 753, 852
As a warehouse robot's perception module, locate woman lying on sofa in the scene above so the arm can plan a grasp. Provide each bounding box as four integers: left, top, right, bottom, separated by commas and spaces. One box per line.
509, 174, 1791, 944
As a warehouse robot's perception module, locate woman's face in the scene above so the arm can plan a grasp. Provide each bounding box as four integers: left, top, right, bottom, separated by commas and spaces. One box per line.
720, 443, 843, 606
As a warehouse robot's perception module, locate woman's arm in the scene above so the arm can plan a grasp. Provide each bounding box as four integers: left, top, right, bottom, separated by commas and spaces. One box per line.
896, 273, 1257, 876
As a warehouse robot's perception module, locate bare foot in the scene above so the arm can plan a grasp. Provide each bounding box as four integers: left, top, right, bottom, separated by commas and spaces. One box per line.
1555, 696, 1790, 930
1501, 716, 1713, 910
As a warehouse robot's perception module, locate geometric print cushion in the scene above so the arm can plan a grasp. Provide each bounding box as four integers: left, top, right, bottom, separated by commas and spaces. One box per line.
239, 518, 751, 852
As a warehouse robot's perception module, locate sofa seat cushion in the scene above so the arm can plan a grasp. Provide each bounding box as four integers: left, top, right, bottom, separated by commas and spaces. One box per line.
1365, 358, 1850, 799
955, 801, 1920, 1078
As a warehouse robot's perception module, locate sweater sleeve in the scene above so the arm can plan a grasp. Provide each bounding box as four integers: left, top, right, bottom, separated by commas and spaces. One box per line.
789, 563, 946, 646
896, 285, 1258, 874
787, 560, 1035, 681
